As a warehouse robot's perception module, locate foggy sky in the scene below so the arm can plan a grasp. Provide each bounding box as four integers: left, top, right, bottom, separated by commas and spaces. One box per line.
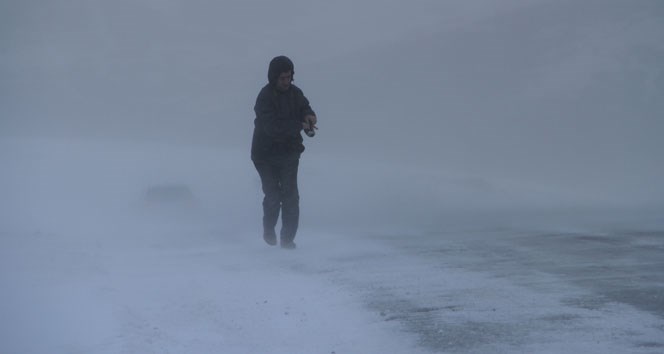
2, 0, 663, 207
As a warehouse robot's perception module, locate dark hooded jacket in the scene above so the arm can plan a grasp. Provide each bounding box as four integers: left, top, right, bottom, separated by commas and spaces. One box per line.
251, 56, 316, 161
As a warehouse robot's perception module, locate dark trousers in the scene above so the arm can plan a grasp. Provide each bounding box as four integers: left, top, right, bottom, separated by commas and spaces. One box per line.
253, 155, 300, 242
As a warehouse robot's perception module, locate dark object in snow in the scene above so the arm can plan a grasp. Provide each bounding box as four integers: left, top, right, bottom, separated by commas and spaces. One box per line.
263, 231, 277, 246
144, 184, 195, 204
281, 240, 297, 249
252, 56, 318, 247
254, 155, 300, 245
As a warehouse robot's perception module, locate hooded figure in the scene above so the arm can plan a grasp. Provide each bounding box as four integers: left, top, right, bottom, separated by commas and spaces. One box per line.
251, 56, 318, 249
268, 55, 294, 85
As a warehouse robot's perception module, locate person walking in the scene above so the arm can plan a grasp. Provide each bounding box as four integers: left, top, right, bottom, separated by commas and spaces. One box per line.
251, 56, 317, 249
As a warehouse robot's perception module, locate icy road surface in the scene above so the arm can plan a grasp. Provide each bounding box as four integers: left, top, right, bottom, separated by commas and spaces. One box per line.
2, 138, 663, 353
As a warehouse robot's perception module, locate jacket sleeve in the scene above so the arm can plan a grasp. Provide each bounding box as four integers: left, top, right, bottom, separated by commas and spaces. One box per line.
298, 90, 316, 119
254, 88, 301, 139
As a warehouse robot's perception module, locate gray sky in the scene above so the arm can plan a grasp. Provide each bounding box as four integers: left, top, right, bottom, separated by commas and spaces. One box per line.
2, 0, 663, 207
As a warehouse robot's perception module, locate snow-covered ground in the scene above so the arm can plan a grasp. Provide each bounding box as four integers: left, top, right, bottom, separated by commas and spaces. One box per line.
2, 137, 663, 353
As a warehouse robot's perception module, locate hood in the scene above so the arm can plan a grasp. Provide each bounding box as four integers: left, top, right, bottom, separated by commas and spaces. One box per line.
268, 56, 294, 85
